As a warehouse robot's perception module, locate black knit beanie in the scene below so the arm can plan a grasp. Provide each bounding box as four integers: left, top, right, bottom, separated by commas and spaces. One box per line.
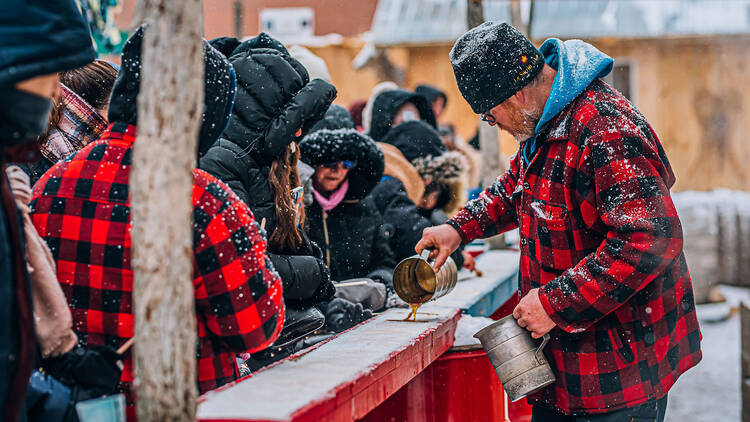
449, 22, 544, 114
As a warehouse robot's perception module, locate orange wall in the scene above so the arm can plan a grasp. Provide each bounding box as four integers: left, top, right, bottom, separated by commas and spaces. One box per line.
115, 0, 377, 39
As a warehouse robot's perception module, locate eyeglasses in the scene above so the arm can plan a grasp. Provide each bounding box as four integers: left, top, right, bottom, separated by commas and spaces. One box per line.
322, 160, 356, 170
480, 111, 497, 125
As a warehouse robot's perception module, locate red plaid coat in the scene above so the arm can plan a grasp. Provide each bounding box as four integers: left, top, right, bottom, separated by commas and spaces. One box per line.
29, 123, 285, 409
448, 80, 701, 414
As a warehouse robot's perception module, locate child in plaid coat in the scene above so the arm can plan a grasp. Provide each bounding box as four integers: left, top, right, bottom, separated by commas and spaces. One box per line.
418, 22, 701, 421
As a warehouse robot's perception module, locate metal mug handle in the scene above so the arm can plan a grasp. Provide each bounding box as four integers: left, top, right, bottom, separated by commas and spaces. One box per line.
534, 334, 550, 365
420, 248, 432, 262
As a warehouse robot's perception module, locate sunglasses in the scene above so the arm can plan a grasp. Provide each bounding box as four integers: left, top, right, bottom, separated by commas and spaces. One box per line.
322, 160, 356, 170
480, 111, 497, 125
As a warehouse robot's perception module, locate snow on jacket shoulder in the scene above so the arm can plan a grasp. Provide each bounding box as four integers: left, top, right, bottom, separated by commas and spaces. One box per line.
448, 79, 701, 414
200, 43, 336, 236
29, 124, 285, 408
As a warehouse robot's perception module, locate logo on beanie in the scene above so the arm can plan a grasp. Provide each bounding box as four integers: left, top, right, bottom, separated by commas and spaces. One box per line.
513, 54, 538, 83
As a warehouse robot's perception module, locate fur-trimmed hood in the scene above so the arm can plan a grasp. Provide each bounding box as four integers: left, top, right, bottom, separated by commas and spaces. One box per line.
299, 128, 384, 200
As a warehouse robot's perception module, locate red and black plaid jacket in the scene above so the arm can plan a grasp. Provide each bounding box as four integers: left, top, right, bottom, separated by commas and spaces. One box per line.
29, 123, 285, 409
449, 80, 701, 414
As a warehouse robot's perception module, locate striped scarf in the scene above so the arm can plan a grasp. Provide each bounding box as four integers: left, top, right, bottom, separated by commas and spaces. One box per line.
40, 84, 107, 162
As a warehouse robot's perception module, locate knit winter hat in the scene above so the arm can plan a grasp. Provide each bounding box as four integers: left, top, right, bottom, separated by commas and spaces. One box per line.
381, 121, 463, 186
450, 22, 544, 114
0, 0, 96, 88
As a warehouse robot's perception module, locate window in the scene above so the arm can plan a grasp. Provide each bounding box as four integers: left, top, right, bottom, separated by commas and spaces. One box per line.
603, 59, 636, 104
259, 8, 314, 42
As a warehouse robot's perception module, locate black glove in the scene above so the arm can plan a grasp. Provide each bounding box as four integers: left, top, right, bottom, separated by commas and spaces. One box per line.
324, 298, 373, 333
366, 269, 394, 292
42, 345, 122, 403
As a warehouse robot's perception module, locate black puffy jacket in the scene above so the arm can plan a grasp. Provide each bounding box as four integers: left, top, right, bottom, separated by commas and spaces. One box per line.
370, 177, 464, 269
367, 89, 436, 142
199, 37, 337, 307
200, 44, 336, 237
300, 129, 396, 286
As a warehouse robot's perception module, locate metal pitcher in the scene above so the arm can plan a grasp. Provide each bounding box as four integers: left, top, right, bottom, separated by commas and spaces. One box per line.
473, 315, 555, 401
393, 249, 458, 304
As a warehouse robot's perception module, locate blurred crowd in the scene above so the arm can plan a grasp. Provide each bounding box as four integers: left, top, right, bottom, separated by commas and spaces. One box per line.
0, 2, 486, 421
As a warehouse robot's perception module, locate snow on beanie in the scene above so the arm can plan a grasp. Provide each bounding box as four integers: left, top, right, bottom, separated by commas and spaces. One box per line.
449, 22, 544, 114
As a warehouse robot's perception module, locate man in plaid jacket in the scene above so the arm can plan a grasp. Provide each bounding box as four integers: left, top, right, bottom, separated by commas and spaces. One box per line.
418, 23, 701, 421
29, 28, 285, 418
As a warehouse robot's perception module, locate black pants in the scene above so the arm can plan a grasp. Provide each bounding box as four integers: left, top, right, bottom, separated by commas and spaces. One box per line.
531, 395, 668, 422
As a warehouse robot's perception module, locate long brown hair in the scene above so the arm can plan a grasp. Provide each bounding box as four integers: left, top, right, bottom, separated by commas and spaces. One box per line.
268, 143, 306, 252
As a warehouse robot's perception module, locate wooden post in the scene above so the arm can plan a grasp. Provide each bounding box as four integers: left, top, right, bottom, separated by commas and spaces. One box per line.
742, 302, 750, 422
466, 0, 505, 248
466, 0, 484, 29
131, 0, 204, 420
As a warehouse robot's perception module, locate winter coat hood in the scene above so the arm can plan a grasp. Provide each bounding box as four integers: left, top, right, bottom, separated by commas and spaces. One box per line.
415, 84, 447, 107
208, 36, 241, 58
368, 89, 436, 142
535, 38, 613, 134
0, 0, 96, 88
221, 41, 337, 163
377, 142, 424, 205
108, 25, 237, 157
362, 81, 398, 133
300, 128, 384, 200
310, 105, 355, 132
382, 120, 465, 213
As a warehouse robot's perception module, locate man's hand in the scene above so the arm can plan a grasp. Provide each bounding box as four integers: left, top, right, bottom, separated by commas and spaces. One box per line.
513, 288, 556, 339
415, 224, 462, 271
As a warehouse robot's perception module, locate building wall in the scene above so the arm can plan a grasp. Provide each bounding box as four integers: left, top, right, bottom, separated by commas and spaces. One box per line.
115, 0, 377, 39
595, 36, 750, 191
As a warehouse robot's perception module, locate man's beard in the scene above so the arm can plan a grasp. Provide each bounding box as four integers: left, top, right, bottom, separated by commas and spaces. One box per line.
503, 102, 542, 142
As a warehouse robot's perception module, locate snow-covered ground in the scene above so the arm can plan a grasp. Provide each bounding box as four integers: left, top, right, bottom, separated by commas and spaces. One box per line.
666, 284, 749, 422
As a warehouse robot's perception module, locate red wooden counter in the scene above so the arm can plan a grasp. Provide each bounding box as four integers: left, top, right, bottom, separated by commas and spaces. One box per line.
197, 250, 531, 422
